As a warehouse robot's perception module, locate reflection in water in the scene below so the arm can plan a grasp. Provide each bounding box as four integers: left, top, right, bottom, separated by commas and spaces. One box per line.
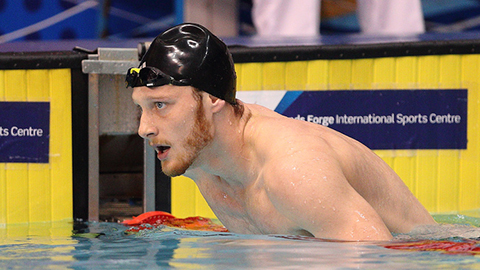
0, 215, 480, 269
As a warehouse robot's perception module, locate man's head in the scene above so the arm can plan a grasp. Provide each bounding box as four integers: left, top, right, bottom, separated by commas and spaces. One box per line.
126, 23, 237, 104
128, 23, 239, 176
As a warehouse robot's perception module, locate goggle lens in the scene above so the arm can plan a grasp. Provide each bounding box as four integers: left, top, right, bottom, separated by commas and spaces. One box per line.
126, 66, 187, 88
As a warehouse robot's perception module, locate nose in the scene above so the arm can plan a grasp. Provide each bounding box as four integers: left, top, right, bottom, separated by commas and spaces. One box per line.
137, 112, 158, 139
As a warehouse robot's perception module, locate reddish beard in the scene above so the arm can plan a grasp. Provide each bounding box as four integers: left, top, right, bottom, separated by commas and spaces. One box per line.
161, 96, 213, 177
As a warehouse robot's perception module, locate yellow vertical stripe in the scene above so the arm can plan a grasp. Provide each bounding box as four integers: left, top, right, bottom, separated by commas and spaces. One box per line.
352, 58, 374, 89
389, 57, 416, 194
49, 69, 72, 221
285, 61, 308, 90
374, 58, 395, 86
436, 55, 462, 212
4, 70, 29, 223
236, 63, 262, 91
415, 56, 440, 212
306, 60, 328, 90
263, 62, 285, 90
395, 56, 418, 87
328, 60, 352, 90
171, 176, 197, 218
0, 70, 5, 224
26, 70, 51, 223
459, 55, 480, 211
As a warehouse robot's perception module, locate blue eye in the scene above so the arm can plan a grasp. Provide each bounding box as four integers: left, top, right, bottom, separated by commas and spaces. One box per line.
155, 102, 165, 109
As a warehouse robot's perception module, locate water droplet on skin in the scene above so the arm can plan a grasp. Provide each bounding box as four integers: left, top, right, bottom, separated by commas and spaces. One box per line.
355, 210, 366, 220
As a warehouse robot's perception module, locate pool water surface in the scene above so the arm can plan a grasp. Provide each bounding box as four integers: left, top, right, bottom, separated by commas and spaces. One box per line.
1, 214, 480, 269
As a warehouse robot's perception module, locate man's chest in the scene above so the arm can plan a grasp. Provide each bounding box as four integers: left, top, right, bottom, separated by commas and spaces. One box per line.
199, 184, 301, 235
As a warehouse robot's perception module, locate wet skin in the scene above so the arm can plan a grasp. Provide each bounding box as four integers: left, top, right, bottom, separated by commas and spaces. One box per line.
132, 84, 436, 241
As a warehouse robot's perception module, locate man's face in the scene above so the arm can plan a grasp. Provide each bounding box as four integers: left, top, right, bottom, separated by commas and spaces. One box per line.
132, 85, 213, 177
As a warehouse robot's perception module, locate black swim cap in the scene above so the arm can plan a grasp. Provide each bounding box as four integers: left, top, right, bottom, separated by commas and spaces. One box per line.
127, 23, 237, 104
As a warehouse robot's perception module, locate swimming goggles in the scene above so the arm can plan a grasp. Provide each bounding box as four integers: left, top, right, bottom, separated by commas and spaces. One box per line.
125, 66, 189, 88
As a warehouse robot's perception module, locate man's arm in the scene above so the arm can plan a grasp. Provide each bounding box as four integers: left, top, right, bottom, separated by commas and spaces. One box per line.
264, 150, 393, 241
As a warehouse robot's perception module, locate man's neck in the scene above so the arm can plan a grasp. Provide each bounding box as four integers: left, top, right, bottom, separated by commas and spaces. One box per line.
185, 103, 254, 186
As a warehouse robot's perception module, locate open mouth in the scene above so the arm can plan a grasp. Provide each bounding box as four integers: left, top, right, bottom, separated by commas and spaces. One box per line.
154, 145, 171, 160
157, 145, 171, 153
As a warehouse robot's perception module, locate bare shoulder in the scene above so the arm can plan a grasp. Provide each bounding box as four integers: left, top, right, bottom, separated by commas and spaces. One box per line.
258, 138, 393, 240
244, 104, 338, 153
243, 104, 435, 236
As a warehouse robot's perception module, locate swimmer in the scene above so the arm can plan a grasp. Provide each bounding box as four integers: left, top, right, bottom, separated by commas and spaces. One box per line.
127, 23, 436, 241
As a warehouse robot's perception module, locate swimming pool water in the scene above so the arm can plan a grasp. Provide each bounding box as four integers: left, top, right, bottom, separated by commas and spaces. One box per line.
1, 214, 480, 269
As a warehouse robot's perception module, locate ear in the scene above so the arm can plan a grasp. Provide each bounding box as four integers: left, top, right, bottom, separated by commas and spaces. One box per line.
208, 95, 226, 113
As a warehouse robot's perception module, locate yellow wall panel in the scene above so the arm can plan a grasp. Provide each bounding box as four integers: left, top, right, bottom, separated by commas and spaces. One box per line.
285, 61, 308, 90
28, 165, 51, 222
5, 165, 29, 223
48, 69, 72, 221
306, 60, 328, 90
4, 70, 27, 102
0, 69, 73, 224
328, 60, 352, 90
0, 70, 4, 98
27, 70, 50, 101
0, 165, 4, 224
370, 58, 396, 173
414, 56, 441, 212
4, 70, 29, 223
263, 62, 285, 90
0, 71, 5, 224
171, 176, 198, 218
459, 55, 480, 211
390, 57, 418, 193
436, 151, 459, 212
395, 56, 418, 87
351, 58, 374, 89
236, 63, 262, 91
372, 55, 397, 190
436, 56, 462, 212
379, 58, 417, 192
26, 70, 51, 223
373, 58, 396, 87
439, 55, 462, 87
417, 56, 440, 87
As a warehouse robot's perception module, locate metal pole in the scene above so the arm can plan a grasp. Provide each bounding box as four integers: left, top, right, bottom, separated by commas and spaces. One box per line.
88, 73, 100, 222
144, 139, 156, 212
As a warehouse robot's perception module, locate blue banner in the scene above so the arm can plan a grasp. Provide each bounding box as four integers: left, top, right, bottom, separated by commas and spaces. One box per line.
0, 102, 50, 163
276, 90, 467, 150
